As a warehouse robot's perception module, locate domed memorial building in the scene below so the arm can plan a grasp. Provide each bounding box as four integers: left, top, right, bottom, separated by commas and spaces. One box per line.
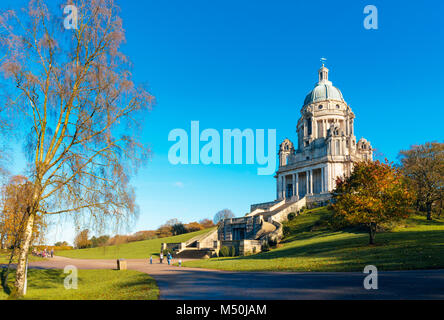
276, 63, 372, 203
164, 63, 374, 256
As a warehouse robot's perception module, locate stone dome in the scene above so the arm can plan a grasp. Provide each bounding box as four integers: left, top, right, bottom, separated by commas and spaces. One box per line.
303, 65, 345, 106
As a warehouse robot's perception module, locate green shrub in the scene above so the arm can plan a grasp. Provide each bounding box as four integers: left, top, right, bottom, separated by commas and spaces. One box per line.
283, 225, 291, 237
162, 248, 173, 256
229, 246, 237, 257
261, 242, 270, 252
219, 246, 229, 257
268, 238, 278, 247
287, 212, 296, 220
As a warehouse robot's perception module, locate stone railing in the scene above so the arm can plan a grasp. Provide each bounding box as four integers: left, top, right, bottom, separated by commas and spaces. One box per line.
250, 200, 281, 212
271, 197, 307, 223
196, 228, 218, 249
261, 197, 307, 244
248, 199, 285, 216
261, 219, 283, 244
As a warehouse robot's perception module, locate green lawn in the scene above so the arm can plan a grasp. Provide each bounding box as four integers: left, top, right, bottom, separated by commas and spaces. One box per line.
0, 269, 158, 300
0, 251, 46, 264
183, 207, 444, 272
56, 228, 214, 259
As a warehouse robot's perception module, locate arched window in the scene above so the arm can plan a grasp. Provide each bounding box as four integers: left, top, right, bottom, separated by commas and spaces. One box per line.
319, 105, 323, 110
336, 105, 340, 109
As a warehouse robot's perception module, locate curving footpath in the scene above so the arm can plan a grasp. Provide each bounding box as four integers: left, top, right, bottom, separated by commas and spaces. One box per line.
24, 256, 444, 300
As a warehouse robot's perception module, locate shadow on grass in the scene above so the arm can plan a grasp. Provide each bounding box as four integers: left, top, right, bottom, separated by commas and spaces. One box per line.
1, 268, 11, 295
211, 229, 444, 271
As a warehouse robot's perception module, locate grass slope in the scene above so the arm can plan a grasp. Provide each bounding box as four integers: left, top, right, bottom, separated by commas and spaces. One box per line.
183, 207, 444, 272
56, 228, 214, 259
0, 269, 158, 300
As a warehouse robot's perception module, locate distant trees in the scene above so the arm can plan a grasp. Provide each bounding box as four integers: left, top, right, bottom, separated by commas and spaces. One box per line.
185, 222, 204, 232
199, 219, 215, 229
74, 230, 92, 249
214, 209, 235, 224
171, 223, 187, 236
54, 241, 68, 247
332, 160, 413, 244
399, 142, 444, 220
90, 235, 110, 248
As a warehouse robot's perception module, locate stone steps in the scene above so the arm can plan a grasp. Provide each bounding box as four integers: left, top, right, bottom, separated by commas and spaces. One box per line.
173, 249, 213, 259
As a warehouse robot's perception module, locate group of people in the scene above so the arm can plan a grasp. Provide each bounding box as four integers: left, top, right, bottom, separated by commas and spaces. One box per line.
32, 248, 54, 258
159, 252, 173, 264
150, 252, 181, 266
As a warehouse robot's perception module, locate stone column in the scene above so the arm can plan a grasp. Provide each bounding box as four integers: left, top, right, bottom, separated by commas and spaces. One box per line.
282, 176, 286, 199
295, 173, 299, 199
328, 165, 332, 191
305, 171, 309, 196
326, 165, 330, 192
292, 173, 296, 199
321, 167, 325, 193
309, 170, 313, 194
313, 119, 317, 139
276, 175, 280, 199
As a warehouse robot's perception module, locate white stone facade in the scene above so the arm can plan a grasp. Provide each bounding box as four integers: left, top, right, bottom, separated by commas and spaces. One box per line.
276, 64, 373, 202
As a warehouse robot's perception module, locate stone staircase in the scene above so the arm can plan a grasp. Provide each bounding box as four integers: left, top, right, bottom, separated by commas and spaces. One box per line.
173, 248, 213, 259
164, 228, 218, 259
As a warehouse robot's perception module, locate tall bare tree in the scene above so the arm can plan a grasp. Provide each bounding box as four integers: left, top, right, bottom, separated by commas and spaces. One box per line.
0, 0, 153, 296
213, 209, 235, 224
399, 142, 444, 220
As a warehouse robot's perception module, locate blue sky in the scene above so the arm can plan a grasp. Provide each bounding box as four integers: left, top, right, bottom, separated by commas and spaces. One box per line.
2, 0, 443, 244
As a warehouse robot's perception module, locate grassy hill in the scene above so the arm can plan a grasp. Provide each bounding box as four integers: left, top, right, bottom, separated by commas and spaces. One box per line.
183, 207, 444, 272
56, 228, 213, 259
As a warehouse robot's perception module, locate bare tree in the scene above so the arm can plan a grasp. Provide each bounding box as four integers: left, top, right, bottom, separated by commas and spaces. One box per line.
0, 0, 153, 296
213, 209, 235, 224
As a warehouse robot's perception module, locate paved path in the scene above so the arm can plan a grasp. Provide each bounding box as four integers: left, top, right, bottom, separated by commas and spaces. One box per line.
25, 256, 444, 300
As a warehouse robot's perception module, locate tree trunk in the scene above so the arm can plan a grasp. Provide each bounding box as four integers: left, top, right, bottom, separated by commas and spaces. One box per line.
369, 222, 377, 245
12, 212, 35, 298
426, 202, 432, 221
0, 233, 5, 250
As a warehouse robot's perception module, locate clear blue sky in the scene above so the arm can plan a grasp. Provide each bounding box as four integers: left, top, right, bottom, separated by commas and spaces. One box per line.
2, 0, 443, 244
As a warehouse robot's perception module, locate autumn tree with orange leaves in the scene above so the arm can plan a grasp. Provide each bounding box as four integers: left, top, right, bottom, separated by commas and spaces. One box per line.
331, 160, 414, 245
0, 176, 46, 250
0, 175, 46, 289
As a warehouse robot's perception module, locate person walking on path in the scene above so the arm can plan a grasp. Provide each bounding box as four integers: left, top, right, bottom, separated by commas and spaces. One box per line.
150, 256, 153, 264
160, 252, 163, 264
50, 249, 54, 258
167, 252, 172, 265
